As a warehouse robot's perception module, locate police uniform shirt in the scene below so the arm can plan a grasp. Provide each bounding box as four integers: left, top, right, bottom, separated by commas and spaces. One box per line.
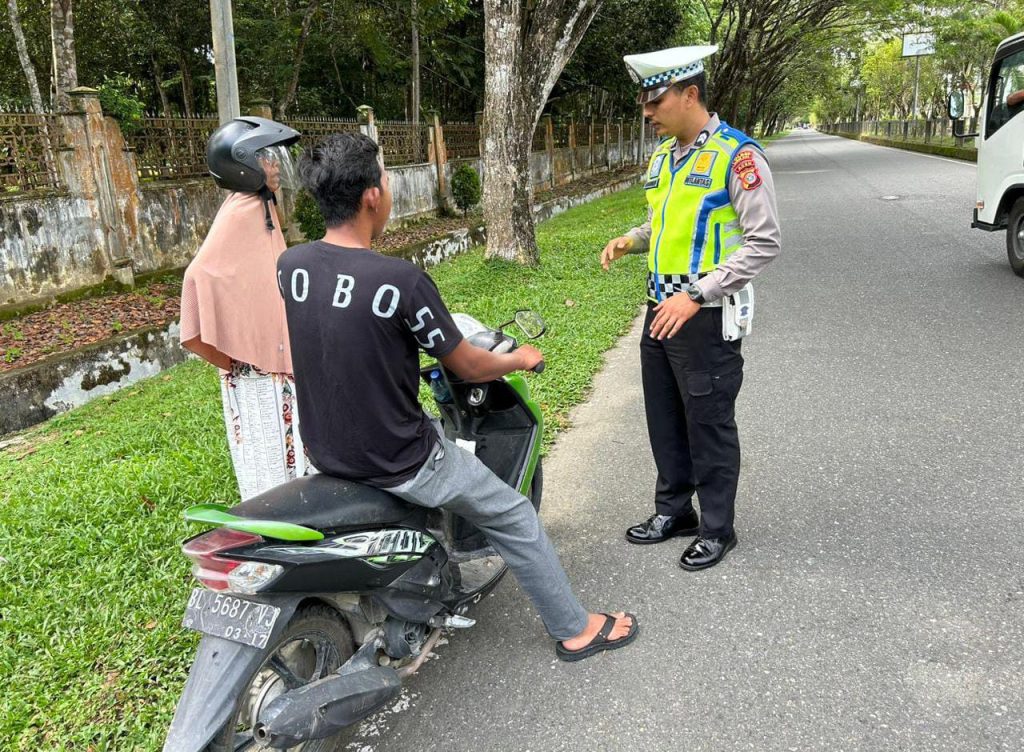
626, 113, 781, 302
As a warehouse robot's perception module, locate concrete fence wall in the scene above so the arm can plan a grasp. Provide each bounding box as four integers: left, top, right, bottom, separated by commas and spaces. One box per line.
1, 93, 656, 312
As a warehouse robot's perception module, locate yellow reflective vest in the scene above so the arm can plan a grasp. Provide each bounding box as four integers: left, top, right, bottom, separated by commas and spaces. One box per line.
644, 123, 759, 302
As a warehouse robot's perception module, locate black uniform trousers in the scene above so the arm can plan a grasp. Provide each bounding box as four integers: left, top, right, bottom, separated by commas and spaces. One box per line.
640, 302, 744, 538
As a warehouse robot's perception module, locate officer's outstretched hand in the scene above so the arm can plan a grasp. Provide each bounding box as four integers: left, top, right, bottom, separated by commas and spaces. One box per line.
600, 235, 633, 270
649, 295, 701, 340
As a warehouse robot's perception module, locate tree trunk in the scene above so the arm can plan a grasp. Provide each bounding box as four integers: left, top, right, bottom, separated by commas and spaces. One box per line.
481, 0, 601, 265
50, 0, 77, 110
481, 87, 540, 264
152, 56, 172, 116
411, 0, 420, 123
8, 0, 45, 113
277, 0, 321, 118
178, 53, 195, 117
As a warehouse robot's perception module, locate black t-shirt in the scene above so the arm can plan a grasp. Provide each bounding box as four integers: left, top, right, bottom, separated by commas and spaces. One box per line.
277, 241, 463, 487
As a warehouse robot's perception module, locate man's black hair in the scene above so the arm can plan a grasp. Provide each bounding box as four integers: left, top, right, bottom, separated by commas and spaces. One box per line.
298, 132, 383, 227
673, 71, 708, 105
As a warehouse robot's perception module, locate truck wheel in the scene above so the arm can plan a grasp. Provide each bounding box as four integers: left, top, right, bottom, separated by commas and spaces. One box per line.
1007, 197, 1024, 277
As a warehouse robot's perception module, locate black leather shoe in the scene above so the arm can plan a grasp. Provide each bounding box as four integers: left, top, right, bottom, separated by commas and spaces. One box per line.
679, 533, 738, 570
625, 512, 699, 545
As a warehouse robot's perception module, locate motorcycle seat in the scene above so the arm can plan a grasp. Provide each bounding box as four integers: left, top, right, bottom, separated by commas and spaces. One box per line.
231, 474, 427, 532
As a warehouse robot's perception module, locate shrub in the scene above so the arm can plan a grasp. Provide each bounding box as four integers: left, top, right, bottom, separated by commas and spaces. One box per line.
293, 189, 326, 241
451, 163, 481, 216
97, 74, 146, 135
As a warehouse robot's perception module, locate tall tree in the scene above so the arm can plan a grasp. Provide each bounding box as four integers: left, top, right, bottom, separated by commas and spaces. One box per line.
481, 0, 602, 264
7, 0, 44, 112
553, 0, 691, 119
50, 0, 77, 109
701, 0, 900, 132
276, 0, 322, 117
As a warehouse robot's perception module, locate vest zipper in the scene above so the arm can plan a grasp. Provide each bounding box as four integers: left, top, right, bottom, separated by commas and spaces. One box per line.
652, 168, 677, 302
652, 147, 698, 301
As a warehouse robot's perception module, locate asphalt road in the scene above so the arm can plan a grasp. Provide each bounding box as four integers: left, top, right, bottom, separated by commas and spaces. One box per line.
344, 131, 1023, 752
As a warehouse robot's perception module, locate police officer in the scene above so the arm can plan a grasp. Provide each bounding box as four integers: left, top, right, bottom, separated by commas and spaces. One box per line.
601, 46, 781, 570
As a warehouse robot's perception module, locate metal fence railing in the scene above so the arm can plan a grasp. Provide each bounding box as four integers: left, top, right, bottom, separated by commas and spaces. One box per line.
825, 118, 980, 149
532, 122, 547, 153
377, 120, 432, 166
573, 122, 590, 148
552, 120, 570, 148
126, 115, 220, 180
1, 106, 656, 193
443, 122, 480, 160
0, 110, 64, 194
281, 116, 360, 146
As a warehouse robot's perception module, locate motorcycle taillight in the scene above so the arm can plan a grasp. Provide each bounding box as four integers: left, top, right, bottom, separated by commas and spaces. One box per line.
182, 528, 262, 591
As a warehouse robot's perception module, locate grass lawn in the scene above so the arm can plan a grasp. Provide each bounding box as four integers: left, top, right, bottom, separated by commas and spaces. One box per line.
0, 186, 648, 750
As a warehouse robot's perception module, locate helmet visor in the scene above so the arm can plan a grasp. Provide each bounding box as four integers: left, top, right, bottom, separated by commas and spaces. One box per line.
255, 144, 297, 193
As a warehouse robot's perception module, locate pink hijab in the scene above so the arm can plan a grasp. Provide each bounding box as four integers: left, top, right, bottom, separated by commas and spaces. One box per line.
180, 192, 292, 374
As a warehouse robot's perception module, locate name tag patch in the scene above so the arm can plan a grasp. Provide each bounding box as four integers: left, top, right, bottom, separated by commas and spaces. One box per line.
684, 174, 713, 188
645, 153, 667, 189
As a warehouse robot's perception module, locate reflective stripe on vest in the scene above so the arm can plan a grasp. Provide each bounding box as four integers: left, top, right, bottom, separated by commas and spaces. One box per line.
644, 123, 758, 301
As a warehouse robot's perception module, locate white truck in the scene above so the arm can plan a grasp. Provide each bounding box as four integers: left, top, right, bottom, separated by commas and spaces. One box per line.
948, 31, 1024, 277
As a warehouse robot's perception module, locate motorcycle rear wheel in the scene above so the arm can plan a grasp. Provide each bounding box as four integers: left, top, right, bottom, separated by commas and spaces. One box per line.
205, 604, 356, 752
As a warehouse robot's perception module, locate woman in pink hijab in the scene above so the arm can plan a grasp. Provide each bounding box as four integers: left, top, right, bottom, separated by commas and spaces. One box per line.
180, 117, 314, 500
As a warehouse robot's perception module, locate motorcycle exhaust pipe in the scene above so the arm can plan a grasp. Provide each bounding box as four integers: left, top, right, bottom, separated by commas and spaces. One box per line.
253, 665, 402, 748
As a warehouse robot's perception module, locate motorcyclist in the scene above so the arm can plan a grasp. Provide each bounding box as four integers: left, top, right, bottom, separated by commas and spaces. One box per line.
276, 131, 638, 661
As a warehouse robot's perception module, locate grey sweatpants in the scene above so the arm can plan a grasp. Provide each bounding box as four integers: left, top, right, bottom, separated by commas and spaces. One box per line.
386, 429, 589, 641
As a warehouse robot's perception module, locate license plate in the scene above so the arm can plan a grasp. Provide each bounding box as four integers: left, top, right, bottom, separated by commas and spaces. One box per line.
182, 588, 281, 649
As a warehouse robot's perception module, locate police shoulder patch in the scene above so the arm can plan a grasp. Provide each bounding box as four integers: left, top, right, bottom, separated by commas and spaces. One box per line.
732, 148, 762, 191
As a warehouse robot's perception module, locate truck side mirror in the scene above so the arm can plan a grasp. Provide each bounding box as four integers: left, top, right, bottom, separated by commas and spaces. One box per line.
946, 91, 979, 138
947, 91, 965, 120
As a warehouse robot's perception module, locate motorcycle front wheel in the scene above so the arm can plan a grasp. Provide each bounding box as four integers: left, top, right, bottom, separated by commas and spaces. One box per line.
205, 604, 356, 752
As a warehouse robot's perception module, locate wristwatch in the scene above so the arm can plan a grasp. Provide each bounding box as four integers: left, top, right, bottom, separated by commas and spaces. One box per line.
685, 283, 705, 305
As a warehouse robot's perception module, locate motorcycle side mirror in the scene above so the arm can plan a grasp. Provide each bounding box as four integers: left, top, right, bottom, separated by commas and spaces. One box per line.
513, 309, 546, 339
947, 91, 964, 120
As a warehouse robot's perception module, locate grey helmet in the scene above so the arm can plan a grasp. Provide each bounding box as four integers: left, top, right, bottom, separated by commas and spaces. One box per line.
206, 116, 300, 229
206, 116, 300, 193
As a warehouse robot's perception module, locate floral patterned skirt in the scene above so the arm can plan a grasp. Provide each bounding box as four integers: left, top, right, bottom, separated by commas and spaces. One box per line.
220, 362, 315, 501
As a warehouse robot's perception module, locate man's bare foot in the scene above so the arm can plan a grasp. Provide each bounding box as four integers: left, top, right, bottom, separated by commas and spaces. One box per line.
560, 612, 634, 651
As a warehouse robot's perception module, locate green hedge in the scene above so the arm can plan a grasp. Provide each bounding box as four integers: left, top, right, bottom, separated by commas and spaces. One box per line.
825, 130, 977, 162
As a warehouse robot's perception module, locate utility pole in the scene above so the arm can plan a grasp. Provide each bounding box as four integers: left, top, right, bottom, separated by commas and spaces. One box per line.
638, 106, 646, 162
210, 0, 240, 124
410, 0, 420, 123
912, 55, 921, 119
902, 31, 934, 121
